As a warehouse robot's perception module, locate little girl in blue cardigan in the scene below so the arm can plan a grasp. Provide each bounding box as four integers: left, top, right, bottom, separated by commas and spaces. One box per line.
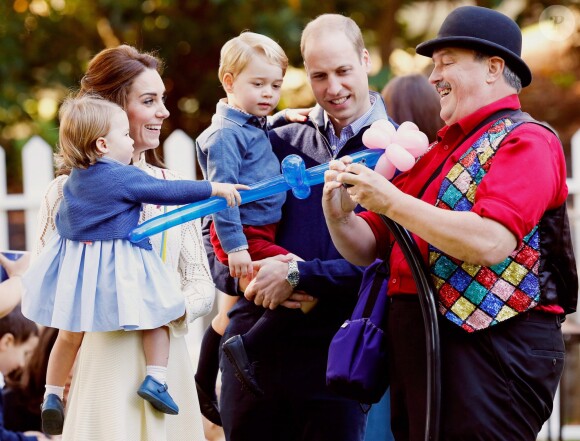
21, 95, 245, 435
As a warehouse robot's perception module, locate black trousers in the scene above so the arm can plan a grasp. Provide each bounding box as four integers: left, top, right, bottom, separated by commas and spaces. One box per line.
388, 296, 564, 441
219, 330, 367, 441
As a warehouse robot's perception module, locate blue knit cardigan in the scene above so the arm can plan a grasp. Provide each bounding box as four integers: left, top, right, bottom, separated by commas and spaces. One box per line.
57, 158, 212, 249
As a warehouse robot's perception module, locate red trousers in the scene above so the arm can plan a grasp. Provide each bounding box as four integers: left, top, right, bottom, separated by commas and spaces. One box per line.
209, 222, 289, 265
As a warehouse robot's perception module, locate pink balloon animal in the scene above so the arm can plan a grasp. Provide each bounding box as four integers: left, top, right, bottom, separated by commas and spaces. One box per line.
361, 119, 430, 179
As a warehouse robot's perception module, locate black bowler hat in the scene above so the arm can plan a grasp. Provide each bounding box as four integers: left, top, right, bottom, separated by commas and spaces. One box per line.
416, 6, 532, 87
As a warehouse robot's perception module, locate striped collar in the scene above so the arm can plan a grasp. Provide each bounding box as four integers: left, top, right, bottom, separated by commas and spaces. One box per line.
324, 92, 379, 153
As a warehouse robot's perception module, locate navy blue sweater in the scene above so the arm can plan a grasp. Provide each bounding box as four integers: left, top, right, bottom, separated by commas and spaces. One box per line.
57, 158, 212, 249
208, 92, 393, 344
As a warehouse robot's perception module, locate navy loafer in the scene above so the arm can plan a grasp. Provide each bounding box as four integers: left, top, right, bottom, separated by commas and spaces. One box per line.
41, 394, 65, 435
222, 335, 264, 397
137, 375, 179, 415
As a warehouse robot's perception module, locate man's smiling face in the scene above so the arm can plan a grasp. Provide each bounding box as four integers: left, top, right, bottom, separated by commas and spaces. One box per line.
303, 30, 372, 133
429, 47, 491, 125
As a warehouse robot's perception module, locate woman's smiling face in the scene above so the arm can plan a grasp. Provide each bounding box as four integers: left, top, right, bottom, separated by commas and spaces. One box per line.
124, 68, 170, 161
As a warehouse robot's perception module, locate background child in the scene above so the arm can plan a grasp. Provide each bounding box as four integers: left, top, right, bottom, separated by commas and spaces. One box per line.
0, 304, 47, 441
3, 327, 58, 434
21, 95, 244, 435
195, 31, 314, 405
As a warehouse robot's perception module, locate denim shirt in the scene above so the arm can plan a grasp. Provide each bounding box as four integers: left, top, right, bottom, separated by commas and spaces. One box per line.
196, 101, 286, 253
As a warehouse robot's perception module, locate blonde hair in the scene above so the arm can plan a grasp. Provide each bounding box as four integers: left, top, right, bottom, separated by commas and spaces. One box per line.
218, 31, 288, 85
300, 14, 365, 60
55, 95, 124, 170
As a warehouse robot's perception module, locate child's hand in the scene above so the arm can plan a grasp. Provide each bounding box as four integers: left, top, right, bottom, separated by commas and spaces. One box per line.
228, 250, 253, 279
285, 108, 313, 123
210, 183, 249, 207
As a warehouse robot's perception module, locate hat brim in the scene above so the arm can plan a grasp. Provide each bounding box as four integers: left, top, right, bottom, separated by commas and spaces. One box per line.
416, 36, 531, 87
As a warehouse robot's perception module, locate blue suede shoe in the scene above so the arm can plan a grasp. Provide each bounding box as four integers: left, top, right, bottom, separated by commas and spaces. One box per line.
137, 375, 179, 415
41, 394, 65, 435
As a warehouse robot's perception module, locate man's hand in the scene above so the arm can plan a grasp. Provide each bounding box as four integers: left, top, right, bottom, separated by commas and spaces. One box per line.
244, 256, 313, 309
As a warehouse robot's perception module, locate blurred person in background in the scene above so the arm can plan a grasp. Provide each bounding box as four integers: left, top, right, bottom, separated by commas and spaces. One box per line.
381, 73, 444, 143
4, 328, 59, 433
0, 305, 50, 441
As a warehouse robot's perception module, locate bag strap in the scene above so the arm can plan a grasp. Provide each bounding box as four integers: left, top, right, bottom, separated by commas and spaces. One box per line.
362, 258, 390, 317
361, 241, 393, 318
415, 109, 519, 200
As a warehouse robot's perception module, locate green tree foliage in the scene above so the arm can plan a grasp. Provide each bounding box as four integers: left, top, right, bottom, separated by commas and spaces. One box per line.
0, 0, 403, 163
0, 0, 578, 189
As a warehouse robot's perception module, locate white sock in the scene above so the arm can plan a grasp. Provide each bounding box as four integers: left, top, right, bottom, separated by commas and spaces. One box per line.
44, 385, 65, 400
146, 365, 167, 385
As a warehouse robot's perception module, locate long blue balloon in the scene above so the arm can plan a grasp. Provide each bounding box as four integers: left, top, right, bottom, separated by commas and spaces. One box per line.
128, 149, 383, 243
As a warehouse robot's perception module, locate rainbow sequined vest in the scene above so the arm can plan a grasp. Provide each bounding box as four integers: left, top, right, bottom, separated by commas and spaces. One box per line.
429, 114, 577, 332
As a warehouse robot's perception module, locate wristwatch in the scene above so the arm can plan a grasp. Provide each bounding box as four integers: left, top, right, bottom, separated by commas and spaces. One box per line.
286, 259, 300, 289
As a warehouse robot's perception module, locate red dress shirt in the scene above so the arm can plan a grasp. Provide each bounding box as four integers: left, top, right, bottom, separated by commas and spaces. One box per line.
359, 95, 567, 313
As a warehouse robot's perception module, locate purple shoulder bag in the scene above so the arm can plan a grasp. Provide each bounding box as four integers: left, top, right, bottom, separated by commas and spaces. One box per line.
326, 257, 390, 405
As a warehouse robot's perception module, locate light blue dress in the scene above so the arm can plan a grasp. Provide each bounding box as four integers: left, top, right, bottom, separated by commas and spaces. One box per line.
21, 157, 213, 332
22, 234, 183, 332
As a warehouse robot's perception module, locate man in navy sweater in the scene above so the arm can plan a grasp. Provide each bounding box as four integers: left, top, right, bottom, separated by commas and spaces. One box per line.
204, 14, 394, 440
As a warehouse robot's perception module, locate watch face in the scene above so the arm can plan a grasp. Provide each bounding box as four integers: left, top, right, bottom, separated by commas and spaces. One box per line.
286, 260, 299, 288
288, 272, 299, 285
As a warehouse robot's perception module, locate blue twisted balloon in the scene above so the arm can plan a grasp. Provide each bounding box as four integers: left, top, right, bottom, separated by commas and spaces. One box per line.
128, 149, 383, 243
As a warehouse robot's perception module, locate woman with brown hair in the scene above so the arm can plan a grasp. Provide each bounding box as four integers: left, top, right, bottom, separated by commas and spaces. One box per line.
33, 45, 214, 441
381, 73, 444, 143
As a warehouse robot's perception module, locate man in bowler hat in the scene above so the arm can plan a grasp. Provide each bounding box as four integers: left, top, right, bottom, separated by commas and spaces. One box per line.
321, 5, 577, 440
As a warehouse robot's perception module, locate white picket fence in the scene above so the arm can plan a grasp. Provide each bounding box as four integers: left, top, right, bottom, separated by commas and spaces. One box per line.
0, 129, 198, 251
2, 128, 580, 439
3, 128, 580, 254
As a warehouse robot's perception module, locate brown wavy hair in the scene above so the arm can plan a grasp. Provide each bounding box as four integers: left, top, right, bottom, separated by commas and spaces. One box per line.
381, 74, 444, 143
77, 44, 166, 168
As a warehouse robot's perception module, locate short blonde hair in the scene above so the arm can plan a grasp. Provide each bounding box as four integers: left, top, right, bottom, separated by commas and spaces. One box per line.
301, 14, 365, 60
218, 31, 288, 84
55, 95, 124, 170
